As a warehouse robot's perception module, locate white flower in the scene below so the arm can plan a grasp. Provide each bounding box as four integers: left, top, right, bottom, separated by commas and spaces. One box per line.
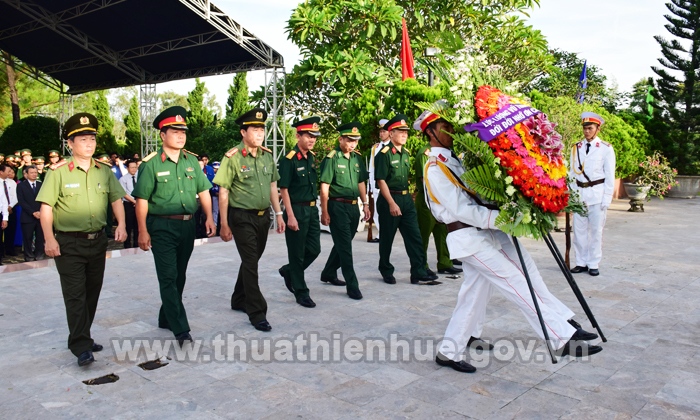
494, 157, 501, 164
506, 186, 516, 196
505, 176, 513, 184
494, 169, 501, 178
453, 90, 462, 96
449, 85, 460, 92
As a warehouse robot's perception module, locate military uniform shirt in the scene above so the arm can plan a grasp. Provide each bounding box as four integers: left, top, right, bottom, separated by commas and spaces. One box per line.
213, 142, 280, 210
375, 143, 411, 191
413, 143, 431, 194
36, 157, 125, 232
132, 148, 212, 215
279, 145, 317, 203
319, 146, 368, 199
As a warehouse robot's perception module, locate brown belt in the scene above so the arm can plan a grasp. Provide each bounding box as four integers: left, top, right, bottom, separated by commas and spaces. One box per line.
231, 207, 269, 216
576, 179, 605, 188
330, 198, 357, 205
155, 214, 194, 220
56, 228, 105, 239
389, 190, 409, 195
292, 201, 316, 207
446, 221, 474, 233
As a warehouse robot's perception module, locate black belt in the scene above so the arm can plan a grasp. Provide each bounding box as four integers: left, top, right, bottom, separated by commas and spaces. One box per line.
56, 228, 105, 239
446, 221, 474, 233
329, 198, 357, 205
231, 207, 269, 216
155, 214, 194, 220
389, 190, 409, 195
576, 179, 605, 188
292, 200, 316, 207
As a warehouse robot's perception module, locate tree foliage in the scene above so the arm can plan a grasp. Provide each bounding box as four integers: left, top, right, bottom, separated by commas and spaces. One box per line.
123, 95, 140, 155
0, 116, 61, 156
92, 90, 119, 154
185, 78, 218, 154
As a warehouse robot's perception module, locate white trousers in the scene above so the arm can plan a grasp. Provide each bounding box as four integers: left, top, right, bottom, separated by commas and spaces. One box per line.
440, 231, 576, 361
573, 205, 607, 269
371, 188, 380, 234
212, 196, 219, 226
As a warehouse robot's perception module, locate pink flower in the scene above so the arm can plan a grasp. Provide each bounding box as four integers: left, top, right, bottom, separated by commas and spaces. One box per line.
533, 167, 545, 178
523, 156, 537, 169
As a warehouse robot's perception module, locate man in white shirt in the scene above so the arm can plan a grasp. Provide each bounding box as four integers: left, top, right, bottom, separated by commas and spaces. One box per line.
367, 119, 390, 242
0, 166, 8, 264
119, 159, 139, 248
0, 165, 18, 257
568, 112, 616, 277
418, 102, 601, 373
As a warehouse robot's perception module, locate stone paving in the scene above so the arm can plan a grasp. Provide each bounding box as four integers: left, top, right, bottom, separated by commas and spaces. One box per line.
1, 198, 699, 419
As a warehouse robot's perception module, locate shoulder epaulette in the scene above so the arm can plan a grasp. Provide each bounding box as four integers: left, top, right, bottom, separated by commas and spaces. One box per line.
286, 150, 296, 159
183, 149, 198, 157
142, 151, 158, 162
601, 141, 611, 147
424, 148, 431, 156
353, 150, 362, 155
225, 147, 239, 158
99, 160, 113, 167
326, 150, 336, 159
380, 146, 390, 154
427, 156, 438, 166
50, 159, 67, 170
260, 146, 272, 153
309, 150, 316, 156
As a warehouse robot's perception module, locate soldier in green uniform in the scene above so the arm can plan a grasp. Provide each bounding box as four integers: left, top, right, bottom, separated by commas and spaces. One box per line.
214, 107, 285, 332
17, 149, 32, 180
319, 122, 371, 300
374, 114, 438, 285
37, 113, 127, 366
48, 150, 61, 165
132, 106, 215, 346
412, 107, 462, 276
278, 117, 323, 308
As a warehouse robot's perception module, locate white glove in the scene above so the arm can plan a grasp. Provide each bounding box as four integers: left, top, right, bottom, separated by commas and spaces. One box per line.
488, 210, 500, 230
601, 203, 610, 210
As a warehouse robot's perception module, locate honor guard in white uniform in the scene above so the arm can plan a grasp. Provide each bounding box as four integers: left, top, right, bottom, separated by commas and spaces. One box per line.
419, 102, 602, 372
367, 119, 390, 242
569, 112, 616, 277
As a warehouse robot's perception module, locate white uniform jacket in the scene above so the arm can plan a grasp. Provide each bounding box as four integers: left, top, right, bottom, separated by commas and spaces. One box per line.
423, 147, 500, 259
568, 137, 616, 207
368, 140, 389, 194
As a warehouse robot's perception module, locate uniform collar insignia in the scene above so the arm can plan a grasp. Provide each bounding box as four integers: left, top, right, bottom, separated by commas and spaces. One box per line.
161, 152, 166, 162
297, 152, 302, 160
392, 147, 396, 154
438, 154, 448, 163
68, 161, 75, 171
95, 162, 101, 169
242, 148, 248, 157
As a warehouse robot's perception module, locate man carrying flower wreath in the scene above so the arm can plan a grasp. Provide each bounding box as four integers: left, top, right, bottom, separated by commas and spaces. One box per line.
418, 101, 602, 373
568, 112, 616, 277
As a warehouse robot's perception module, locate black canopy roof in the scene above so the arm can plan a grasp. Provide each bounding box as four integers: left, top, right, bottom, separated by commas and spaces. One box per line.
0, 0, 283, 94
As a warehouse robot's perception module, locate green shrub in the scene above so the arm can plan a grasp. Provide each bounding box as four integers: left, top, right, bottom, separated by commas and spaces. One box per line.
0, 116, 62, 157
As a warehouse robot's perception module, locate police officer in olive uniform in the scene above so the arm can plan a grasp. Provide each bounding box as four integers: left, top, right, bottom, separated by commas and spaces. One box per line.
132, 106, 215, 346
374, 114, 437, 285
37, 113, 127, 366
319, 122, 371, 300
213, 108, 285, 332
413, 108, 462, 276
278, 117, 323, 308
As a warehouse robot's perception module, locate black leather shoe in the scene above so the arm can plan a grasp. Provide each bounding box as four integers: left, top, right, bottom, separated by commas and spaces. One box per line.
452, 259, 462, 266
588, 269, 600, 276
347, 289, 363, 300
279, 268, 295, 294
296, 296, 316, 308
435, 353, 476, 373
426, 268, 437, 277
77, 351, 95, 366
91, 343, 104, 352
176, 332, 193, 347
411, 274, 438, 284
368, 238, 380, 243
570, 266, 588, 273
321, 277, 347, 286
253, 320, 272, 332
568, 319, 598, 341
557, 339, 603, 358
438, 266, 463, 274
383, 274, 396, 284
467, 337, 494, 351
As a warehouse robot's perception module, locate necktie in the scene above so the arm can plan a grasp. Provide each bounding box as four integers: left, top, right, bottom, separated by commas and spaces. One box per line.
586, 143, 590, 155
31, 182, 36, 194
3, 180, 9, 203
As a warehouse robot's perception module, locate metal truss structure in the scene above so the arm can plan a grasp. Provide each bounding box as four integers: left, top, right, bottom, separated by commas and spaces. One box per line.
58, 90, 73, 155
139, 84, 158, 158
264, 68, 286, 164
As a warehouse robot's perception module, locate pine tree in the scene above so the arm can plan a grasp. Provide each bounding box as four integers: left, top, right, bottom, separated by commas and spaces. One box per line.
186, 78, 216, 153
652, 0, 700, 173
123, 95, 141, 155
92, 90, 119, 153
226, 72, 250, 118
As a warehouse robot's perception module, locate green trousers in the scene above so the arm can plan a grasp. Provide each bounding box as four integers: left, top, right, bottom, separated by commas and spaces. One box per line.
54, 232, 108, 356
415, 190, 453, 270
230, 208, 270, 324
280, 204, 321, 299
321, 200, 361, 292
377, 194, 428, 278
148, 216, 196, 336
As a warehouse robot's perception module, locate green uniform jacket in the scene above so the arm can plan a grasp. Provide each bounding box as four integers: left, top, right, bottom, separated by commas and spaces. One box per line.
319, 146, 368, 199
132, 148, 212, 215
413, 143, 431, 193
213, 142, 280, 210
374, 143, 411, 191
36, 157, 125, 232
279, 145, 317, 203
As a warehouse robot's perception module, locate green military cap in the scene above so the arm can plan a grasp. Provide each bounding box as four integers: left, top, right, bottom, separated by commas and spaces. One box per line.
153, 106, 188, 131
337, 121, 362, 140
33, 156, 45, 163
63, 113, 99, 139
385, 114, 410, 131
14, 150, 21, 156
0, 153, 4, 160
48, 150, 61, 158
292, 116, 321, 137
235, 107, 267, 127
21, 149, 32, 156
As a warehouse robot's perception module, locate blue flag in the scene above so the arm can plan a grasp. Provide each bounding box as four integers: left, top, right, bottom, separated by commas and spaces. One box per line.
576, 60, 587, 104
